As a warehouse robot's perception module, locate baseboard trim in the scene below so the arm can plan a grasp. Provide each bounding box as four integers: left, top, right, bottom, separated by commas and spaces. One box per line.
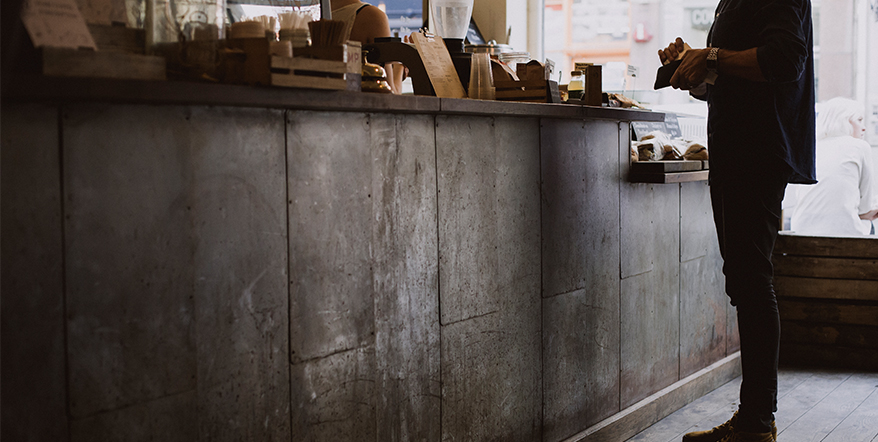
563, 352, 742, 442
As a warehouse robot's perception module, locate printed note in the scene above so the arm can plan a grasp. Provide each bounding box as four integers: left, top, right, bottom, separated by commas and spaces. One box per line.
411, 32, 466, 99
21, 0, 98, 49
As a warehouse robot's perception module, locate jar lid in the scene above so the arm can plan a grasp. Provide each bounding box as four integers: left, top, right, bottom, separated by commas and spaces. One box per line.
464, 39, 514, 54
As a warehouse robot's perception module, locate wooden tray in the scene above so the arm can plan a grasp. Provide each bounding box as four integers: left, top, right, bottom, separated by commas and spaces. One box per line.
628, 170, 709, 183
629, 159, 710, 183
494, 79, 561, 103
271, 56, 347, 90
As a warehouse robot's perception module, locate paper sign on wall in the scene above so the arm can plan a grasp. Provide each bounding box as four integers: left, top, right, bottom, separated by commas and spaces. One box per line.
21, 0, 97, 50
75, 0, 129, 26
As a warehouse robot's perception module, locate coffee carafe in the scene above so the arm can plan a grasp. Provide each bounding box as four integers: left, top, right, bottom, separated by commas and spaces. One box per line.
430, 0, 474, 90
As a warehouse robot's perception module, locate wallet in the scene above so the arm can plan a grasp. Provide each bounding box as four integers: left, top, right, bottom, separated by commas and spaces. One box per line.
654, 59, 681, 90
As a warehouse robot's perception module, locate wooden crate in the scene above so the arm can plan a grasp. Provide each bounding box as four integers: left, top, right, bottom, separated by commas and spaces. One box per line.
42, 47, 166, 81
294, 42, 362, 75
283, 42, 362, 91
224, 39, 361, 91
270, 56, 347, 90
772, 233, 878, 370
87, 24, 146, 54
494, 79, 560, 103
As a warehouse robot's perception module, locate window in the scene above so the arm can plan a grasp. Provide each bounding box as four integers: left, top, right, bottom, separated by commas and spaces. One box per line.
542, 0, 878, 143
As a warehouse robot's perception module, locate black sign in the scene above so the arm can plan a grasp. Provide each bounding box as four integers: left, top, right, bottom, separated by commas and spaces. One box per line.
631, 113, 683, 140
631, 121, 668, 140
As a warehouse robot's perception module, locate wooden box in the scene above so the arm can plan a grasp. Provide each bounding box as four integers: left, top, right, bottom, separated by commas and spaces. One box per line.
225, 38, 361, 91
87, 24, 146, 54
42, 47, 166, 81
567, 65, 602, 106
494, 79, 561, 103
271, 56, 348, 90
773, 234, 878, 370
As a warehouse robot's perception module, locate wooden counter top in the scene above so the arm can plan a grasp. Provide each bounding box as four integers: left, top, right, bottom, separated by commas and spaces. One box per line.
2, 75, 664, 122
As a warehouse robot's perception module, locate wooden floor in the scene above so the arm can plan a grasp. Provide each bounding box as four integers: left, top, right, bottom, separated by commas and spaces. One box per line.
626, 368, 878, 442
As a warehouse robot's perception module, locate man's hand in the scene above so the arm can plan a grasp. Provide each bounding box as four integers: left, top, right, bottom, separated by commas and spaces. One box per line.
658, 37, 710, 91
658, 37, 686, 65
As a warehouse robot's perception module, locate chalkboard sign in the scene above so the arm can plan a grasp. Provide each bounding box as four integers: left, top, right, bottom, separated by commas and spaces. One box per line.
663, 113, 682, 138
631, 121, 667, 140
630, 113, 683, 140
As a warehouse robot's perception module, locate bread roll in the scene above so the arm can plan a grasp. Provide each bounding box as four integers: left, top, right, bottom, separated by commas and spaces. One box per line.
683, 142, 708, 160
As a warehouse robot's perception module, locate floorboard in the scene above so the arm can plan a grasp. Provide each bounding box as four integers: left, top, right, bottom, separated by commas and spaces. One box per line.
625, 378, 741, 442
625, 369, 878, 442
779, 373, 876, 441
774, 371, 851, 435
821, 387, 878, 442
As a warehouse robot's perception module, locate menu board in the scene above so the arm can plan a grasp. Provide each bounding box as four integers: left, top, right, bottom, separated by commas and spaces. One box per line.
411, 32, 466, 99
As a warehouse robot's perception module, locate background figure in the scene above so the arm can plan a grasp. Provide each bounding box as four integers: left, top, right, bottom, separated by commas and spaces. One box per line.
331, 0, 405, 94
790, 97, 878, 236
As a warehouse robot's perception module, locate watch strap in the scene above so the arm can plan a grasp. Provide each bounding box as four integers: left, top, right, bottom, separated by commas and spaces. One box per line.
706, 47, 719, 73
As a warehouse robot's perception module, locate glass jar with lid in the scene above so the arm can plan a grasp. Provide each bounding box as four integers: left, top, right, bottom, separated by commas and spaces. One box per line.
146, 0, 226, 48
498, 51, 530, 71
568, 70, 584, 100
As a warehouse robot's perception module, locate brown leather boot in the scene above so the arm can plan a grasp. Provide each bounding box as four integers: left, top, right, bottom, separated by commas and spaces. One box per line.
682, 413, 777, 442
682, 412, 737, 442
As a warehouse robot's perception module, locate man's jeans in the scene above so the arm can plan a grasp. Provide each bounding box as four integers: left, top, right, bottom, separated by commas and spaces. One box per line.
710, 172, 790, 434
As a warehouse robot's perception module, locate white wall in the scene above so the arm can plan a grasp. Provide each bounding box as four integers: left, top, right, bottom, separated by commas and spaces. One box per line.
471, 0, 538, 57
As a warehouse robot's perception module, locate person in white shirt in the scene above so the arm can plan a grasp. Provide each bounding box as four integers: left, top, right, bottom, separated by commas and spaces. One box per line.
331, 0, 405, 94
790, 97, 878, 236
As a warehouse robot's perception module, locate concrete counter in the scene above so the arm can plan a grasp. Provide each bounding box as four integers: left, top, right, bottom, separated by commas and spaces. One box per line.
2, 75, 663, 121
2, 86, 737, 442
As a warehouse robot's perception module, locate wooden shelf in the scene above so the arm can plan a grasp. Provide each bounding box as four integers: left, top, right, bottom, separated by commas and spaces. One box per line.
628, 160, 709, 183
628, 170, 709, 183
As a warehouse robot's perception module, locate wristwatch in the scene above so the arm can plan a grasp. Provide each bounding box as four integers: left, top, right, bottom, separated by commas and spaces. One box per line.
706, 47, 720, 74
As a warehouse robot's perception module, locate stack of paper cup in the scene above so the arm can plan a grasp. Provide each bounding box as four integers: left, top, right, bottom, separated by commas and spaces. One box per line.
278, 11, 311, 48
279, 29, 310, 48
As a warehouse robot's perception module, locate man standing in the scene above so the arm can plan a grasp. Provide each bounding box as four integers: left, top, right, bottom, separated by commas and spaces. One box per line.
658, 0, 816, 441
